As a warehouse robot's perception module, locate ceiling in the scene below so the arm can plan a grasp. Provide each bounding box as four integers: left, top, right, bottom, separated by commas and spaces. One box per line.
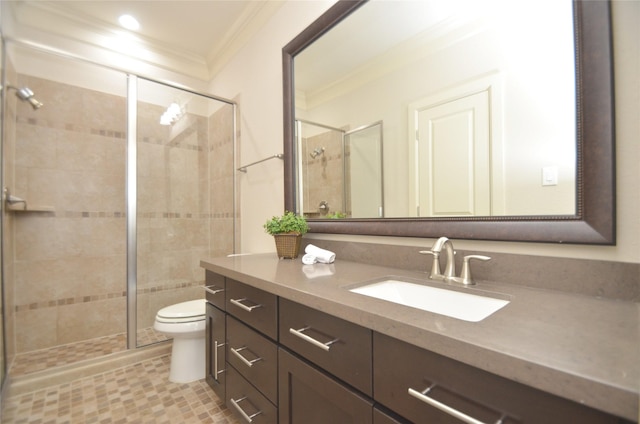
4, 0, 284, 80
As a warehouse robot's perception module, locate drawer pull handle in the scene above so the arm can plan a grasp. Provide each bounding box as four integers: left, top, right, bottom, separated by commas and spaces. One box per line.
214, 341, 225, 378
230, 346, 262, 368
289, 326, 339, 351
408, 386, 499, 424
230, 396, 262, 423
230, 298, 263, 312
205, 285, 224, 295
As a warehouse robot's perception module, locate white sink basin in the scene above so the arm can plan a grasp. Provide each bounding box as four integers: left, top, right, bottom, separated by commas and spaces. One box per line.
349, 279, 509, 322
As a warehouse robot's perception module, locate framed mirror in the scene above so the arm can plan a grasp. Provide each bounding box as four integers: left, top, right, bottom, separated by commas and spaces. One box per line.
283, 0, 615, 244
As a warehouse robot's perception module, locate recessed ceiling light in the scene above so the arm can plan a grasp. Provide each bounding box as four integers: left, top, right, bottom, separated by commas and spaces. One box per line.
118, 14, 140, 31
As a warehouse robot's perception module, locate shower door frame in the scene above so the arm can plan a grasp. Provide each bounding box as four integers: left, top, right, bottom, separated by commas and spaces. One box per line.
125, 75, 239, 349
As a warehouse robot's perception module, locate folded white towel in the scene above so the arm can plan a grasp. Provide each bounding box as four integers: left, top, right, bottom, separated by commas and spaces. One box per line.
301, 253, 317, 265
304, 244, 336, 264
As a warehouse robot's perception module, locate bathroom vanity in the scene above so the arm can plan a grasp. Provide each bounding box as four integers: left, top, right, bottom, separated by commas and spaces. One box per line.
201, 254, 637, 423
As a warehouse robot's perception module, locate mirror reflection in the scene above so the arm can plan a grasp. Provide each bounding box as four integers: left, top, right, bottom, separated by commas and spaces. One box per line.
294, 0, 576, 218
296, 120, 383, 218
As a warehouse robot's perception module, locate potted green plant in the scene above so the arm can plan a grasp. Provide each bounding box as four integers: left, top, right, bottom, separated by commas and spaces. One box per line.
327, 211, 347, 219
263, 211, 309, 259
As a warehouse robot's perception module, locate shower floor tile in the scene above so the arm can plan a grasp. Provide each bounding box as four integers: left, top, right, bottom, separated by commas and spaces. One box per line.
10, 329, 169, 377
2, 354, 241, 424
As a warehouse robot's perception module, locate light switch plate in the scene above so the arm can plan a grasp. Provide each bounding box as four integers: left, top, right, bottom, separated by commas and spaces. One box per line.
542, 166, 558, 186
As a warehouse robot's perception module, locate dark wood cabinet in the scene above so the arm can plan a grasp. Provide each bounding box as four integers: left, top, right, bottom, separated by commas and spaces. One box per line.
205, 270, 227, 397
373, 407, 410, 424
278, 348, 373, 424
205, 302, 226, 400
279, 298, 373, 395
205, 270, 226, 309
374, 332, 623, 424
227, 365, 277, 424
227, 315, 278, 404
226, 278, 278, 340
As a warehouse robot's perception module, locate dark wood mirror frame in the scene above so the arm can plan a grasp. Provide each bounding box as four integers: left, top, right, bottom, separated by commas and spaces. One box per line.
283, 0, 615, 245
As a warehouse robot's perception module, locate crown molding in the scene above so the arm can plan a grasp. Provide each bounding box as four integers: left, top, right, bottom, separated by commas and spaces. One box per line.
5, 1, 281, 81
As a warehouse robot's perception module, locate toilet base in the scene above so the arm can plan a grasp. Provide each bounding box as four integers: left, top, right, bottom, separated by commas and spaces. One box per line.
168, 336, 205, 383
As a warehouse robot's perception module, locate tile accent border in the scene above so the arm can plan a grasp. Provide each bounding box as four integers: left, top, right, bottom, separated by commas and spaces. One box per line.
15, 280, 204, 313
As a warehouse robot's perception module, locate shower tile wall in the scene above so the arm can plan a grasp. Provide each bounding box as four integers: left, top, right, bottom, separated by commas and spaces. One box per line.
10, 75, 128, 354
5, 75, 236, 361
209, 102, 238, 256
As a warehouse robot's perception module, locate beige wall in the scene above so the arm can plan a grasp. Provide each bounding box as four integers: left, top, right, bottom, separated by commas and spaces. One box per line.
210, 0, 639, 264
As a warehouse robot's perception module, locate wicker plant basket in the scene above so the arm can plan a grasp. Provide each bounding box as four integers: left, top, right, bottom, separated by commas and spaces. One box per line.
273, 233, 302, 259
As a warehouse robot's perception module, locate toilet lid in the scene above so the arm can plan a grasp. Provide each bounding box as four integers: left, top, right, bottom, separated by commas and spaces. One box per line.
157, 299, 205, 320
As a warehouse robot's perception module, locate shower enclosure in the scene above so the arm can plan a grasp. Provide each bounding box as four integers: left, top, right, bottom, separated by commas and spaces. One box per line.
0, 42, 237, 385
295, 119, 383, 219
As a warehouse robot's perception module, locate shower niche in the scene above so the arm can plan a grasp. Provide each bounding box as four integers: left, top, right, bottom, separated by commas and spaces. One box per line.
296, 119, 383, 219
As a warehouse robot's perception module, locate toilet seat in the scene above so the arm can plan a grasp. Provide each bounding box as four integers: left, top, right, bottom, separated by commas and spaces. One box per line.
156, 299, 205, 324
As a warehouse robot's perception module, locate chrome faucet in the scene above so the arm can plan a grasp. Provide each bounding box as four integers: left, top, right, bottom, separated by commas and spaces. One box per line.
420, 237, 491, 285
419, 236, 456, 281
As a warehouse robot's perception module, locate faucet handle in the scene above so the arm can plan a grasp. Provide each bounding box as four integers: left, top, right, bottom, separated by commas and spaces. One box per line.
419, 250, 443, 280
459, 255, 491, 285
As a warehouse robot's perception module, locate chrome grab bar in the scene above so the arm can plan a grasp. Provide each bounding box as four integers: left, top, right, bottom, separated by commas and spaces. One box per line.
230, 298, 262, 312
230, 396, 262, 423
237, 153, 284, 173
230, 346, 262, 368
289, 326, 339, 352
408, 385, 505, 424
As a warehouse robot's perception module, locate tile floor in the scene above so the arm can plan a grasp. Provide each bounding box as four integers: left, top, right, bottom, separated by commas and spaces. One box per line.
3, 330, 241, 423
9, 330, 167, 378
3, 354, 241, 423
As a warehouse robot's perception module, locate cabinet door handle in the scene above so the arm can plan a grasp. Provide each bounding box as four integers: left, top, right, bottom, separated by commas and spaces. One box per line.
205, 285, 224, 295
408, 386, 500, 424
214, 341, 225, 378
230, 298, 263, 312
289, 326, 339, 351
230, 396, 262, 423
230, 346, 262, 368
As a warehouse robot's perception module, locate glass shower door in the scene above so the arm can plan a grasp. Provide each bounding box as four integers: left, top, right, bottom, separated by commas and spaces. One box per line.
134, 78, 236, 347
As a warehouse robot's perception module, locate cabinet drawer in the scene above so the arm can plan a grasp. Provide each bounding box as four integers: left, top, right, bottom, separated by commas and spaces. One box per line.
279, 298, 372, 395
205, 271, 225, 310
227, 316, 278, 404
227, 365, 277, 424
278, 348, 373, 424
373, 407, 410, 424
374, 332, 621, 424
226, 279, 278, 340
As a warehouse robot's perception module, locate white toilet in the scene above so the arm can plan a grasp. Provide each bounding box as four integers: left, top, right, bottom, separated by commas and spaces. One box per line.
153, 299, 206, 383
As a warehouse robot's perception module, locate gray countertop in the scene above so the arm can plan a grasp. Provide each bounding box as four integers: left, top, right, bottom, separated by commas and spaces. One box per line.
201, 253, 639, 421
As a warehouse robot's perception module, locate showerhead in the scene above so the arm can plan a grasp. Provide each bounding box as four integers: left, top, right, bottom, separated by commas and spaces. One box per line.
16, 87, 43, 110
310, 147, 325, 159
4, 85, 44, 110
